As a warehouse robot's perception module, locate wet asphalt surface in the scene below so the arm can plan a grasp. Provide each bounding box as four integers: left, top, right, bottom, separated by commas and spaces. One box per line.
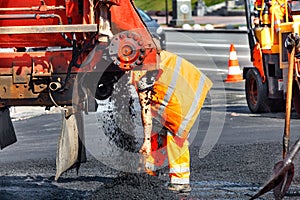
2, 80, 300, 200
2, 44, 300, 199
2, 124, 300, 200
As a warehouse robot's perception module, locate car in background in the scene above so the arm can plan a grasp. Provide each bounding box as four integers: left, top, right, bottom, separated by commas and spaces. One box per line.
137, 8, 166, 50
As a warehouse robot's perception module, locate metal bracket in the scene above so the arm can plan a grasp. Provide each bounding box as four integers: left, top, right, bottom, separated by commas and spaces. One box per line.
12, 61, 29, 84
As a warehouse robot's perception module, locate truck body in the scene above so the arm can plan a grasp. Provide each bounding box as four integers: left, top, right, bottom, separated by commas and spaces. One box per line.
0, 0, 160, 179
0, 0, 158, 107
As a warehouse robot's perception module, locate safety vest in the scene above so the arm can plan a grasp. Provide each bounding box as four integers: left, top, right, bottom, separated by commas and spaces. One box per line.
271, 0, 287, 32
133, 51, 213, 139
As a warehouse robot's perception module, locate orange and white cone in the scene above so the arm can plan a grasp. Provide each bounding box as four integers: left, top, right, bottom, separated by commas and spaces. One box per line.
225, 44, 244, 83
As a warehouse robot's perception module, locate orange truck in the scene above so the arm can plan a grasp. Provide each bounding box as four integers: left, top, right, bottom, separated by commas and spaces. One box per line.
0, 0, 160, 179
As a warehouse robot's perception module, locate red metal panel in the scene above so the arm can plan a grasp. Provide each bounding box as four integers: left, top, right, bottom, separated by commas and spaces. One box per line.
0, 0, 68, 26
0, 34, 72, 48
0, 0, 83, 48
0, 51, 78, 74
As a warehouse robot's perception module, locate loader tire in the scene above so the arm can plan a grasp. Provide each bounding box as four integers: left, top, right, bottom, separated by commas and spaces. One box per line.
95, 83, 113, 100
245, 68, 269, 113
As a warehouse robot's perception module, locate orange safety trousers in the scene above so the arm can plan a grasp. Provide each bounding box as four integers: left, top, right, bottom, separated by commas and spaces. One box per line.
145, 130, 190, 185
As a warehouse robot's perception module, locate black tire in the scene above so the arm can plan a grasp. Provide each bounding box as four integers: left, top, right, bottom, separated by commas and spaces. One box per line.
95, 82, 114, 100
245, 68, 269, 113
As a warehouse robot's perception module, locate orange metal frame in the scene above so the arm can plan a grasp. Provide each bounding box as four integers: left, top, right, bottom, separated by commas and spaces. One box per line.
252, 43, 266, 82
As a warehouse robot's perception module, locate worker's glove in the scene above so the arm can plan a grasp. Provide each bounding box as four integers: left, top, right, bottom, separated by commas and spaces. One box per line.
139, 139, 151, 156
286, 33, 300, 58
295, 34, 300, 59
285, 34, 300, 59
285, 33, 296, 53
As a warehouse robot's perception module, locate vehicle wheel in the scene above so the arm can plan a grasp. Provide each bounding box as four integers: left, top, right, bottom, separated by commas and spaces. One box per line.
245, 68, 269, 113
95, 82, 113, 100
293, 81, 300, 115
94, 69, 124, 101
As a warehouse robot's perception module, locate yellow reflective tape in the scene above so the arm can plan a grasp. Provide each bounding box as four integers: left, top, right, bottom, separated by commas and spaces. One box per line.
157, 56, 183, 117
170, 177, 190, 184
169, 167, 190, 173
177, 73, 206, 137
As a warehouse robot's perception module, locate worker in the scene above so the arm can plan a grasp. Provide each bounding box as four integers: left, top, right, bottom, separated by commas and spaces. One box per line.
252, 0, 290, 31
269, 0, 289, 32
252, 0, 262, 26
131, 50, 212, 192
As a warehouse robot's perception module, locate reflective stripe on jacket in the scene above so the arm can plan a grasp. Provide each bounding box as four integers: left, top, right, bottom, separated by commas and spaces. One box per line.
151, 51, 213, 139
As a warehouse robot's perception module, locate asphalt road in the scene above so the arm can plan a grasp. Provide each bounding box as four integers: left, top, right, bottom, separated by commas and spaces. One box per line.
2, 32, 300, 199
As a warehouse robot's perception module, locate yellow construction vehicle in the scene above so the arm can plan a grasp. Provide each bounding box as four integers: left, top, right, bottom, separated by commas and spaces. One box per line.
243, 0, 300, 114
245, 0, 300, 199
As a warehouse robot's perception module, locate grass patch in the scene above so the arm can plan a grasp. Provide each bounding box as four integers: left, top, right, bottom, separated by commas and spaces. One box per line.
134, 0, 225, 11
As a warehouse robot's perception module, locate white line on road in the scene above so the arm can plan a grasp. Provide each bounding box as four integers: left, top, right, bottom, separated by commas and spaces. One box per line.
195, 39, 228, 42
167, 42, 249, 48
174, 52, 250, 58
198, 67, 228, 72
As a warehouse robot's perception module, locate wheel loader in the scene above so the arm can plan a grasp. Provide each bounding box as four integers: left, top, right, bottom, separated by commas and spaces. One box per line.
243, 0, 300, 114
244, 1, 300, 199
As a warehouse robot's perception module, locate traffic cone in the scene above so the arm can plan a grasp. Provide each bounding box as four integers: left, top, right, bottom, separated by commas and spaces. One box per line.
224, 44, 244, 82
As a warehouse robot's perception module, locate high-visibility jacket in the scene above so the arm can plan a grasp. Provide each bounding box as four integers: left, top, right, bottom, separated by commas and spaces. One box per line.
270, 0, 287, 32
149, 51, 213, 140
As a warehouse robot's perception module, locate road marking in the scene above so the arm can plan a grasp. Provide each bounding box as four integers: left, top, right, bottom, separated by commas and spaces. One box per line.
203, 103, 247, 108
167, 42, 249, 48
195, 39, 228, 42
198, 67, 228, 72
174, 52, 250, 58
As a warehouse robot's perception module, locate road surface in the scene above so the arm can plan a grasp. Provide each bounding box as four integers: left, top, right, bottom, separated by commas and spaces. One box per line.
1, 31, 300, 200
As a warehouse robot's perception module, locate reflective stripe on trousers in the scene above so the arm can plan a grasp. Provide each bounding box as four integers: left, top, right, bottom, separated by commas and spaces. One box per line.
145, 130, 190, 184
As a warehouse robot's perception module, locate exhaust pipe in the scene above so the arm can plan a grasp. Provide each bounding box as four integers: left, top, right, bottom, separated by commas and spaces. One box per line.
49, 82, 62, 91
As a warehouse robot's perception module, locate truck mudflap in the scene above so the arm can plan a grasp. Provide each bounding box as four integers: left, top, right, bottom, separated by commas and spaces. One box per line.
0, 107, 17, 149
55, 106, 86, 181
